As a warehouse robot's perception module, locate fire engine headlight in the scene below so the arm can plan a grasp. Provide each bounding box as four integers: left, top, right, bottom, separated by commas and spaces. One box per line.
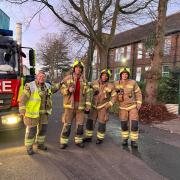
2, 114, 21, 125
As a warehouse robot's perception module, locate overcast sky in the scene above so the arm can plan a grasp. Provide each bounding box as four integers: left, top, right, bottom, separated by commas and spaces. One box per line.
0, 0, 180, 68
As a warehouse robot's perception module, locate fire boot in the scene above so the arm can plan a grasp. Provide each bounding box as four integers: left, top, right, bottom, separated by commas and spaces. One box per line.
131, 141, 138, 148
27, 146, 34, 155
37, 144, 47, 151
60, 144, 68, 149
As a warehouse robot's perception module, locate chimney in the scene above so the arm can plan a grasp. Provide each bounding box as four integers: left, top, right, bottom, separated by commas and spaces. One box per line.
16, 23, 22, 46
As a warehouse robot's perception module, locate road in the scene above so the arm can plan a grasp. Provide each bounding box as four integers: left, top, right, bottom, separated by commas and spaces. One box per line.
0, 93, 180, 180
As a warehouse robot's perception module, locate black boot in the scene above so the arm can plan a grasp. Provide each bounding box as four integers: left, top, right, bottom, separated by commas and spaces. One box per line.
83, 137, 92, 143
96, 139, 103, 144
76, 142, 85, 148
37, 144, 47, 151
122, 139, 128, 146
131, 141, 138, 148
60, 144, 68, 149
27, 147, 34, 155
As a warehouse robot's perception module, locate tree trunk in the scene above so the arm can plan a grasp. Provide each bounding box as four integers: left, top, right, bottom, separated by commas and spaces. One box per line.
145, 0, 168, 103
98, 46, 109, 70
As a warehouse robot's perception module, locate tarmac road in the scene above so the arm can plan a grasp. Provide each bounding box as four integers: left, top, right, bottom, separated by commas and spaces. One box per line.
0, 93, 180, 180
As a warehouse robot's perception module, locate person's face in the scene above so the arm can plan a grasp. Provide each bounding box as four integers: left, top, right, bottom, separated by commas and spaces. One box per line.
36, 72, 46, 84
121, 72, 128, 80
74, 66, 82, 75
101, 73, 108, 82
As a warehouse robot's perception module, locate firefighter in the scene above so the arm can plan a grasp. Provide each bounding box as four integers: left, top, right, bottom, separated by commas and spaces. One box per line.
59, 59, 91, 149
84, 69, 117, 144
19, 70, 60, 155
114, 68, 142, 148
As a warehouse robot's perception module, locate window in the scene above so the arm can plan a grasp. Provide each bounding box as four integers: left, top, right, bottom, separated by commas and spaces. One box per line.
145, 66, 151, 71
93, 49, 98, 65
164, 36, 171, 55
126, 45, 131, 60
136, 67, 142, 82
114, 68, 120, 80
115, 47, 125, 62
137, 43, 143, 59
162, 65, 169, 77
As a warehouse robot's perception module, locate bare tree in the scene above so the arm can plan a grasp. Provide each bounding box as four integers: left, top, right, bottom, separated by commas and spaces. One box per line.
6, 0, 154, 71
37, 33, 71, 81
144, 0, 168, 103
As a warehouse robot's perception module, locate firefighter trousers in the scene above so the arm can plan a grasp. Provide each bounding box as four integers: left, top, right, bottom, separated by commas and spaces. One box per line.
119, 108, 139, 142
24, 114, 48, 148
85, 107, 109, 141
60, 107, 85, 145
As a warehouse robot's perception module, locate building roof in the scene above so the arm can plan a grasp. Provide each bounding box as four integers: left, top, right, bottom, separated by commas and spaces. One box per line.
111, 12, 180, 49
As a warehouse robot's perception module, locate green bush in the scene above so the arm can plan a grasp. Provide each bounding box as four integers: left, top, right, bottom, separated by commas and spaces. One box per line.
157, 75, 178, 103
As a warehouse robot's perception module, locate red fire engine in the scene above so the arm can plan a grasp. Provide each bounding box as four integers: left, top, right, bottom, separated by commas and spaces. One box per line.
0, 29, 35, 131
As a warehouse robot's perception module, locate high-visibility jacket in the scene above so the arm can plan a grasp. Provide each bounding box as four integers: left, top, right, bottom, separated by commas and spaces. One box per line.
19, 81, 60, 118
60, 74, 91, 110
114, 79, 142, 110
91, 80, 117, 109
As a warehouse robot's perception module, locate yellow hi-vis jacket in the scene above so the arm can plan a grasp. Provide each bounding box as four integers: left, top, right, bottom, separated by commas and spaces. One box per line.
24, 81, 52, 118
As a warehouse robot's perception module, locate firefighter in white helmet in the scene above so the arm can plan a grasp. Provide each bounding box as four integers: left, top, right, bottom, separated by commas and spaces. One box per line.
59, 59, 91, 149
114, 67, 142, 148
84, 69, 117, 144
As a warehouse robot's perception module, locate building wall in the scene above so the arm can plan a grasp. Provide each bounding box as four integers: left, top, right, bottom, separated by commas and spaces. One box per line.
0, 9, 10, 30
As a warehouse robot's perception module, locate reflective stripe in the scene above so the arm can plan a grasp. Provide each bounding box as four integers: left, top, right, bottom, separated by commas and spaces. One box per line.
36, 136, 45, 143
130, 131, 138, 141
86, 89, 91, 93
111, 92, 117, 97
121, 131, 129, 139
40, 110, 46, 113
116, 85, 123, 89
75, 136, 83, 143
136, 101, 142, 104
93, 85, 99, 89
78, 106, 85, 110
96, 102, 108, 109
63, 104, 73, 108
67, 79, 74, 84
85, 102, 91, 106
119, 104, 136, 110
85, 130, 93, 137
135, 87, 140, 93
60, 137, 69, 144
19, 106, 26, 110
25, 138, 34, 146
97, 132, 105, 140
127, 85, 133, 89
104, 87, 111, 92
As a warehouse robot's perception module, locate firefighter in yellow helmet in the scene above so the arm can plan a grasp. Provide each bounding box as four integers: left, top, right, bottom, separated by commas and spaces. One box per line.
84, 69, 117, 144
19, 70, 60, 155
114, 67, 142, 148
59, 59, 91, 149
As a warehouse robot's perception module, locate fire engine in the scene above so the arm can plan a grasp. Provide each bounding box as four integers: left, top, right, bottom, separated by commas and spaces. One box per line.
0, 28, 35, 131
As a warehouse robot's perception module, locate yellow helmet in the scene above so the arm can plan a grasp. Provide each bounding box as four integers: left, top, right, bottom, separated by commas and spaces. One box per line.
72, 59, 84, 70
100, 69, 112, 78
119, 67, 130, 78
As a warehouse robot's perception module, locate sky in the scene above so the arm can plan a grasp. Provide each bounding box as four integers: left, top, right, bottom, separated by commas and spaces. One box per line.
0, 0, 180, 68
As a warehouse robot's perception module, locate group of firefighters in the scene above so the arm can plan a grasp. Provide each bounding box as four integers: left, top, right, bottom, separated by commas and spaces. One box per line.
19, 59, 142, 155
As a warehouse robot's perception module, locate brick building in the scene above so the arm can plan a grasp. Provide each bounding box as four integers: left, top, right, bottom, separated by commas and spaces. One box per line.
92, 12, 180, 81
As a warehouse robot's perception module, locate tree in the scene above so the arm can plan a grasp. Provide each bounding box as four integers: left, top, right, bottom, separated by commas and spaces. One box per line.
37, 33, 71, 80
6, 0, 154, 71
144, 0, 168, 103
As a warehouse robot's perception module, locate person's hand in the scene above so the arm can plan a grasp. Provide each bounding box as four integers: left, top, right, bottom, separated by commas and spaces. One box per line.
137, 103, 141, 110
68, 86, 75, 93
